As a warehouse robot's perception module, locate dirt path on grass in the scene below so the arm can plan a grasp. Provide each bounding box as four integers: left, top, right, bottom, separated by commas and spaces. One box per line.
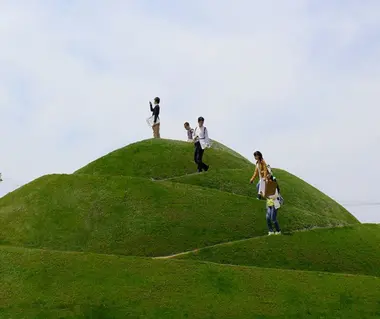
153, 224, 346, 260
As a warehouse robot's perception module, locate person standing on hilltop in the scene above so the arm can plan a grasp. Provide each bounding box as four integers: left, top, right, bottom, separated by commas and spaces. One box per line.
193, 116, 211, 172
149, 97, 160, 138
250, 151, 269, 199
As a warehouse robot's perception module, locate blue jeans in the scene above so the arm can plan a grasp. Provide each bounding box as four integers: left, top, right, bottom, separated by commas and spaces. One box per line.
266, 206, 281, 232
256, 181, 261, 199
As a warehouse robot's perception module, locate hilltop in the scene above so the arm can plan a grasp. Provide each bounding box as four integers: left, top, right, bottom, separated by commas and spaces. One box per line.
0, 138, 378, 318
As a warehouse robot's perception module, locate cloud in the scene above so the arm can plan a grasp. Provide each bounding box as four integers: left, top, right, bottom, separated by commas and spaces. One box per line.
0, 0, 379, 222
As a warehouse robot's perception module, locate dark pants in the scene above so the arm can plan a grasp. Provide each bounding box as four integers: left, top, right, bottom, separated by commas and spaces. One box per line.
266, 206, 281, 232
194, 142, 208, 172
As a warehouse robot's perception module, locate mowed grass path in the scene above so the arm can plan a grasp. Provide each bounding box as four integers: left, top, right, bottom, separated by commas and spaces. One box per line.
1, 246, 380, 319
178, 224, 380, 277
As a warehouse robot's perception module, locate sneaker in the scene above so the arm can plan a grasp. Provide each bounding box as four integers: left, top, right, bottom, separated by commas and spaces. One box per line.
268, 232, 274, 236
275, 231, 281, 235
204, 165, 209, 172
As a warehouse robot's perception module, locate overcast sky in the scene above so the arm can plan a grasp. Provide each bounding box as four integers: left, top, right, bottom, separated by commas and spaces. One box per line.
1, 0, 379, 223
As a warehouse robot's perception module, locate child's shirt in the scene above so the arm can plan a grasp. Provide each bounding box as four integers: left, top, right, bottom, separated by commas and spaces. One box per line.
187, 128, 194, 140
266, 198, 275, 207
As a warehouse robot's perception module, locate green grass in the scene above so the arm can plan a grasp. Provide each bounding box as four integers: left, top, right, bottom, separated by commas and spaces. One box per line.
209, 139, 249, 161
0, 138, 377, 318
177, 224, 380, 277
170, 167, 358, 223
1, 245, 380, 319
0, 173, 354, 257
74, 139, 252, 179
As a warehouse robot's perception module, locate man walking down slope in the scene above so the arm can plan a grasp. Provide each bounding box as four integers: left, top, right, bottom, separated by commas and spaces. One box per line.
193, 116, 211, 173
149, 97, 161, 138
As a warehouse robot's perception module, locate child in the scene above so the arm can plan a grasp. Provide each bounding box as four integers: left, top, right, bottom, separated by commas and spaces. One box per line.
266, 187, 282, 235
184, 122, 194, 142
149, 97, 160, 138
193, 116, 211, 172
250, 151, 269, 199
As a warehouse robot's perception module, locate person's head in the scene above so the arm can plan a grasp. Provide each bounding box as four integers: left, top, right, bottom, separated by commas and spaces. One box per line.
198, 116, 205, 127
154, 97, 160, 105
184, 122, 190, 130
253, 151, 263, 161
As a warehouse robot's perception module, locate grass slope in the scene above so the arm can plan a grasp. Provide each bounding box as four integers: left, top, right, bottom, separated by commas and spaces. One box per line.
171, 167, 358, 224
209, 139, 249, 161
0, 174, 352, 257
1, 245, 380, 319
74, 139, 252, 179
178, 224, 380, 277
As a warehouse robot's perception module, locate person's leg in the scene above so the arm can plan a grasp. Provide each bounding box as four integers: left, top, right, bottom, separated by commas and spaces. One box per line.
198, 148, 205, 171
156, 123, 160, 138
271, 207, 281, 233
194, 142, 202, 172
256, 181, 262, 199
266, 207, 274, 234
198, 147, 208, 171
152, 124, 158, 138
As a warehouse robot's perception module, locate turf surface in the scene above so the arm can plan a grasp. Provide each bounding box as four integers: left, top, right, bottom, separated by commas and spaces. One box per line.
177, 224, 380, 276
1, 245, 380, 319
0, 138, 376, 318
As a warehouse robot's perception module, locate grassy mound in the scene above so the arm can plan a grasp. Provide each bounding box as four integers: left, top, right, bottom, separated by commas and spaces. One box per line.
0, 173, 354, 257
170, 168, 358, 224
0, 138, 373, 318
74, 139, 252, 179
177, 224, 380, 276
1, 245, 380, 319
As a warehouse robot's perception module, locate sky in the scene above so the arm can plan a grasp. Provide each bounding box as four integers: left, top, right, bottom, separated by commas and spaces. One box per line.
1, 0, 379, 223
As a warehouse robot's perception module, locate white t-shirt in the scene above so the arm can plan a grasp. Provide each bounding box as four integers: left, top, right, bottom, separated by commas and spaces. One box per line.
194, 126, 211, 150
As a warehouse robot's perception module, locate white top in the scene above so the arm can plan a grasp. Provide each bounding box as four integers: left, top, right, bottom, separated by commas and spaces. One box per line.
194, 126, 211, 150
268, 189, 281, 209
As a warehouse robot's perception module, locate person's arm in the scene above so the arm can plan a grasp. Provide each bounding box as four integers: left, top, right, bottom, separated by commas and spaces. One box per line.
193, 127, 199, 142
153, 106, 159, 123
204, 127, 210, 146
262, 160, 268, 180
250, 166, 258, 183
149, 101, 153, 112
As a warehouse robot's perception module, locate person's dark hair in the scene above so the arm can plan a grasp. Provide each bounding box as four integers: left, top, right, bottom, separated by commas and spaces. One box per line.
154, 97, 160, 104
198, 116, 204, 122
184, 122, 189, 126
253, 151, 263, 161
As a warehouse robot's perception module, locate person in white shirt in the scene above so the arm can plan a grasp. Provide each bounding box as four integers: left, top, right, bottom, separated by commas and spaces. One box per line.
193, 116, 211, 172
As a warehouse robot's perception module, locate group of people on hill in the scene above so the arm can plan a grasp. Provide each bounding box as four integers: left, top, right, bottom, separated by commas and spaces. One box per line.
147, 97, 211, 173
147, 97, 282, 236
